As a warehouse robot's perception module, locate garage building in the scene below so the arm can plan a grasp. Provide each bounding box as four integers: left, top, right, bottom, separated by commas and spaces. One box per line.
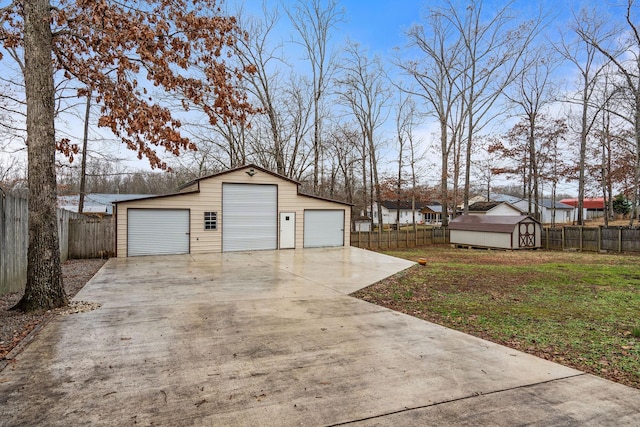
114, 164, 351, 257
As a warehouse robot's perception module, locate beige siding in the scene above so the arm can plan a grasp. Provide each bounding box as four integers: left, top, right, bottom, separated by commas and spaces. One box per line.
116, 168, 350, 257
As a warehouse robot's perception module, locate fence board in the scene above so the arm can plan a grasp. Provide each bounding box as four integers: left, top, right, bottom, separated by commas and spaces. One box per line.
1, 194, 81, 295
350, 227, 448, 250
1, 194, 28, 294
69, 217, 114, 258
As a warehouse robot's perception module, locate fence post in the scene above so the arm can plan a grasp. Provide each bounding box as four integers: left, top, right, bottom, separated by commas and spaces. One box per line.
579, 227, 583, 252
561, 227, 565, 250
598, 226, 601, 252
545, 227, 549, 249
619, 227, 622, 253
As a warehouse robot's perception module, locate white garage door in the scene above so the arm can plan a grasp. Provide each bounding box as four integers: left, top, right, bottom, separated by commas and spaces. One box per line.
127, 209, 190, 256
304, 210, 344, 248
222, 184, 277, 252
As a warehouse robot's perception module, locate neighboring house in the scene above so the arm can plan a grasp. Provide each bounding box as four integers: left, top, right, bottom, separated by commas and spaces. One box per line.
58, 193, 157, 215
489, 194, 575, 224
449, 215, 542, 250
114, 164, 352, 257
560, 198, 605, 221
369, 201, 427, 225
468, 201, 523, 216
420, 204, 452, 224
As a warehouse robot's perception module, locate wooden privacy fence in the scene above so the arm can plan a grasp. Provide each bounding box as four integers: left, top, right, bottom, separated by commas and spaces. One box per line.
543, 226, 640, 253
0, 194, 28, 294
68, 217, 114, 259
0, 193, 82, 295
351, 227, 450, 250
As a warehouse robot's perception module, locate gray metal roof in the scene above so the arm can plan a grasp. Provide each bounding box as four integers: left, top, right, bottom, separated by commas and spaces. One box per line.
449, 215, 538, 233
58, 193, 156, 215
490, 193, 574, 210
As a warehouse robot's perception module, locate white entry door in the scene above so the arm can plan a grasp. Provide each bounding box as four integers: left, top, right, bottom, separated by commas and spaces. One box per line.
279, 212, 295, 249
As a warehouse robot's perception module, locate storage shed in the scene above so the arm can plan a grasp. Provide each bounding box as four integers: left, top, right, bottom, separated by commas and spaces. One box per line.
449, 215, 541, 250
114, 164, 351, 257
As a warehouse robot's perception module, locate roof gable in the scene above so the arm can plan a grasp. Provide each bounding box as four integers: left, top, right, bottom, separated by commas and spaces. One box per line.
178, 164, 299, 191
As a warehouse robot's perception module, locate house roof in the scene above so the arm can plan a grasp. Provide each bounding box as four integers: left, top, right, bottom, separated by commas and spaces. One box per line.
421, 205, 445, 214
449, 215, 539, 233
380, 200, 430, 210
560, 198, 605, 209
468, 201, 503, 212
58, 193, 156, 214
490, 194, 574, 210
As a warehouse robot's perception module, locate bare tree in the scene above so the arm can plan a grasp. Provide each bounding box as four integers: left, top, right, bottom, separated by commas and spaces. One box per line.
336, 41, 391, 231
505, 48, 558, 219
443, 0, 545, 214
557, 8, 610, 225
576, 0, 640, 225
400, 11, 467, 226
286, 0, 344, 194
395, 92, 422, 230
235, 6, 290, 175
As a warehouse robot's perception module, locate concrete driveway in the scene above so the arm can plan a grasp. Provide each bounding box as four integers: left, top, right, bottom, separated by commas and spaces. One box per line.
1, 247, 639, 426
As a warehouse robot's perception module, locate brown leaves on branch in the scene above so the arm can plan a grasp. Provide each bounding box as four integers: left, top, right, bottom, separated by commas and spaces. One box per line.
0, 0, 256, 169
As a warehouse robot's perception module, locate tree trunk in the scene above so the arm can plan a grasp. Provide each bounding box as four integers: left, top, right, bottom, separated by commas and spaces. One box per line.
632, 93, 640, 227
369, 130, 383, 232
577, 73, 589, 226
440, 120, 449, 227
13, 0, 68, 311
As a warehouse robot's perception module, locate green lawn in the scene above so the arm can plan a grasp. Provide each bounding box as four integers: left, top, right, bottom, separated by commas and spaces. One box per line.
352, 246, 640, 389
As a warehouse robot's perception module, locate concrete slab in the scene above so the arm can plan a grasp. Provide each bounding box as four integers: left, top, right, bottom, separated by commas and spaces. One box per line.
1, 247, 638, 426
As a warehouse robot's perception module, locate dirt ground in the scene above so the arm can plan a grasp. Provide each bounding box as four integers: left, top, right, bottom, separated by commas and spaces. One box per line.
0, 259, 106, 359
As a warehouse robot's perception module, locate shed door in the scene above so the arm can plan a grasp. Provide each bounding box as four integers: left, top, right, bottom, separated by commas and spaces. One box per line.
304, 210, 344, 248
222, 184, 277, 252
128, 209, 190, 256
519, 222, 536, 248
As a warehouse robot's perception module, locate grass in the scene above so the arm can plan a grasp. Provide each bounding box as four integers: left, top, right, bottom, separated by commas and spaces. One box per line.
352, 246, 640, 389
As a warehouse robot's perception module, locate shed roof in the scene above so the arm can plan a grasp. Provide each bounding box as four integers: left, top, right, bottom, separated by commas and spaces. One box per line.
449, 215, 538, 233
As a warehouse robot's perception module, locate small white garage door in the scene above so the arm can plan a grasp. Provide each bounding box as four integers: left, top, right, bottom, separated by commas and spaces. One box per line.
222, 184, 277, 252
127, 209, 190, 256
304, 210, 344, 248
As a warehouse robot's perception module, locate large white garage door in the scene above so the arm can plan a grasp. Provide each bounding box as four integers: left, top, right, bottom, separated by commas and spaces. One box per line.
222, 184, 277, 252
127, 209, 190, 256
304, 210, 344, 248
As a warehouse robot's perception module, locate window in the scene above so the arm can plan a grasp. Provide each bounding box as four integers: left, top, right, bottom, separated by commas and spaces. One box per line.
204, 212, 217, 230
